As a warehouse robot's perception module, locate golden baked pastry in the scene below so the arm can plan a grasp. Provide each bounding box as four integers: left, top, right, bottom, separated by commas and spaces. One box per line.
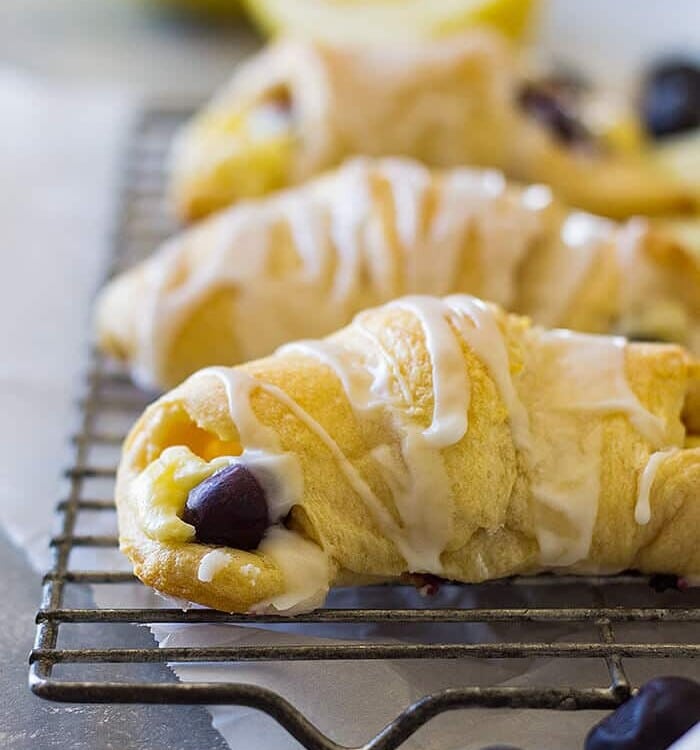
169, 32, 698, 221
117, 294, 700, 613
97, 157, 700, 390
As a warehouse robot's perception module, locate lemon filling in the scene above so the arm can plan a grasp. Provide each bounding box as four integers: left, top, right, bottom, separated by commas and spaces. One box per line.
190, 93, 296, 206
133, 442, 304, 544
133, 446, 234, 543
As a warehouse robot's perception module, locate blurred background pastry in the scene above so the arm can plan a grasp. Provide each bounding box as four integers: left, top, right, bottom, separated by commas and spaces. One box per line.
169, 31, 699, 222
97, 157, 700, 389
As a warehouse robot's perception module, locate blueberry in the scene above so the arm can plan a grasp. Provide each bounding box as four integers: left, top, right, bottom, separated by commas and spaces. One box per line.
517, 82, 592, 146
183, 464, 268, 549
585, 677, 700, 750
642, 59, 700, 138
649, 574, 687, 593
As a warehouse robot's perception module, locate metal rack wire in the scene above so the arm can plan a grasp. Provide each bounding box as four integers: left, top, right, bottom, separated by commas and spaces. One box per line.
30, 108, 700, 750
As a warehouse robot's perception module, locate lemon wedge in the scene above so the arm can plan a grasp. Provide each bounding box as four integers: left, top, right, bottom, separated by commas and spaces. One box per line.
243, 0, 537, 43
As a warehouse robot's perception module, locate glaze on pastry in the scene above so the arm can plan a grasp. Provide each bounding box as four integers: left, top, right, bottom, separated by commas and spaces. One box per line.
116, 294, 700, 613
169, 32, 698, 221
97, 157, 700, 389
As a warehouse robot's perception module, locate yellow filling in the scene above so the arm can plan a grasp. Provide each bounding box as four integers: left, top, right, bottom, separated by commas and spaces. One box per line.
581, 92, 648, 156
184, 99, 295, 215
599, 113, 646, 155
133, 446, 232, 542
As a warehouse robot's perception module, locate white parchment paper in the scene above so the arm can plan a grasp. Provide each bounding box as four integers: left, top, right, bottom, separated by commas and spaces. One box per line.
1, 70, 698, 750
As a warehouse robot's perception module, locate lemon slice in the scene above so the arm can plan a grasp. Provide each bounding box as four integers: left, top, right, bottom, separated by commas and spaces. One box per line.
243, 0, 536, 43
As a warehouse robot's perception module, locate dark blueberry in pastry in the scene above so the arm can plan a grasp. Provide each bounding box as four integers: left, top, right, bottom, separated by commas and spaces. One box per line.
585, 677, 700, 750
642, 59, 700, 138
518, 82, 592, 146
649, 573, 688, 592
183, 464, 268, 549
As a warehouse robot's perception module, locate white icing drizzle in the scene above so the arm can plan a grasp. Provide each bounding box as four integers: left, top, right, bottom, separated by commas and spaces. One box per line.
386, 296, 470, 447
635, 448, 679, 525
354, 318, 414, 406
526, 211, 612, 330
131, 158, 599, 388
204, 366, 398, 536
613, 218, 693, 344
133, 239, 187, 388
521, 184, 554, 212
134, 215, 272, 388
196, 291, 671, 583
464, 173, 542, 308
253, 527, 331, 614
194, 367, 340, 610
279, 338, 387, 412
234, 450, 302, 524
535, 331, 666, 446
521, 328, 667, 566
615, 218, 656, 327
419, 168, 540, 305
281, 313, 457, 572
527, 424, 604, 567
381, 158, 431, 251
197, 549, 230, 583
561, 212, 614, 248
197, 367, 303, 523
446, 294, 531, 450
202, 364, 414, 573
282, 194, 326, 281
280, 294, 527, 573
327, 169, 366, 303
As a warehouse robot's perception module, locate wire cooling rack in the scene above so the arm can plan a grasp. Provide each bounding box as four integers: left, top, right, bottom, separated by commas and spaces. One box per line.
30, 108, 700, 750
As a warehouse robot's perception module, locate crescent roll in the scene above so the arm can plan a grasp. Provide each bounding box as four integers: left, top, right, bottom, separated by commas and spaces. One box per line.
96, 157, 700, 390
169, 32, 697, 221
117, 294, 700, 613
